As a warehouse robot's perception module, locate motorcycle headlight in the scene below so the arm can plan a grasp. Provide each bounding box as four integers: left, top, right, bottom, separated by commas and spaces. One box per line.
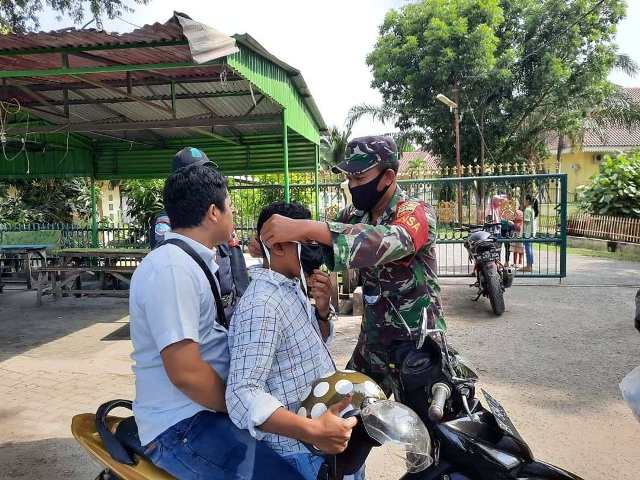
361, 400, 433, 473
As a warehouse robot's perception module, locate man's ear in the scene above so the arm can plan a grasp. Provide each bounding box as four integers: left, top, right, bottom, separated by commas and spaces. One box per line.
382, 169, 396, 187
270, 242, 287, 257
208, 204, 218, 224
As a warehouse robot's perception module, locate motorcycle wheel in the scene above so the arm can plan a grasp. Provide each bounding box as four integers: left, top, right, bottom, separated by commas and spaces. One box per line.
483, 263, 505, 316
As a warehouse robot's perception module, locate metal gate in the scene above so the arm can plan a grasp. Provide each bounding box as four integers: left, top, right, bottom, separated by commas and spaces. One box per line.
400, 174, 567, 278
229, 173, 568, 279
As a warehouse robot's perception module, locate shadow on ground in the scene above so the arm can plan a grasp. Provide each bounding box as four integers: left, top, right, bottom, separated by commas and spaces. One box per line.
0, 289, 129, 363
0, 437, 99, 480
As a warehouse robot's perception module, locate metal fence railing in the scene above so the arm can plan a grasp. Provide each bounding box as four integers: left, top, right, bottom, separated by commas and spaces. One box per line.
568, 214, 640, 244
1, 174, 568, 278
228, 174, 568, 278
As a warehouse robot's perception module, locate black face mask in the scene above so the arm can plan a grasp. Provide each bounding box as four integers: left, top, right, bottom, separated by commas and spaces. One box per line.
349, 170, 391, 212
300, 243, 324, 275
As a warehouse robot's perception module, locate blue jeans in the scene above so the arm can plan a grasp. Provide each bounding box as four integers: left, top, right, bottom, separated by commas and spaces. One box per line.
525, 242, 534, 266
144, 411, 304, 480
283, 453, 366, 480
283, 454, 324, 480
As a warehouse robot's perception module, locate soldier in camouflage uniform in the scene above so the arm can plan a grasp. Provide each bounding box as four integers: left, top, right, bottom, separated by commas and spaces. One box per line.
259, 136, 446, 392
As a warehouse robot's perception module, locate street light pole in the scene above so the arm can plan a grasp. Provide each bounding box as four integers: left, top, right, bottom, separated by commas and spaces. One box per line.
453, 87, 463, 224
437, 91, 463, 223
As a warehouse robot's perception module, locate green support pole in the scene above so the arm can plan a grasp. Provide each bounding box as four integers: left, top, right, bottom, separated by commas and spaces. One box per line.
90, 177, 99, 248
282, 110, 290, 203
314, 143, 320, 220
559, 173, 568, 279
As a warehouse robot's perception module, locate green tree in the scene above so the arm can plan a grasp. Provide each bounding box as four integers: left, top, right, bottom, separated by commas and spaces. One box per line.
366, 0, 635, 168
0, 178, 94, 224
577, 152, 640, 218
0, 0, 148, 32
120, 179, 164, 229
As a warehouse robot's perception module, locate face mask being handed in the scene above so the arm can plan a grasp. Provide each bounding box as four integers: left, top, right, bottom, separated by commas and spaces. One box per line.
300, 243, 324, 276
349, 169, 391, 212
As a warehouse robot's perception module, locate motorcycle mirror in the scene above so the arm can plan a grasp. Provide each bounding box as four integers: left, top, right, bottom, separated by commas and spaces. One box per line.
416, 307, 429, 349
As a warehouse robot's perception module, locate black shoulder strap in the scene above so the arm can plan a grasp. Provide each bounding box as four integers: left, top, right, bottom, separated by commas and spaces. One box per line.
161, 238, 228, 329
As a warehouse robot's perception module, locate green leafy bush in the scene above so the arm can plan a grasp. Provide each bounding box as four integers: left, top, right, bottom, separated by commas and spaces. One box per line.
577, 152, 640, 218
121, 179, 164, 229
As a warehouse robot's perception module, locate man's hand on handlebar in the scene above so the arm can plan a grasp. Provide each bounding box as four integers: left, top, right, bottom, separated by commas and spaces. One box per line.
306, 396, 358, 454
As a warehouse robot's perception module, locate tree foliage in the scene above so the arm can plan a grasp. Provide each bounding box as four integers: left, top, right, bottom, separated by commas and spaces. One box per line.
577, 152, 640, 218
120, 179, 164, 229
366, 0, 633, 167
1, 0, 148, 33
0, 178, 95, 224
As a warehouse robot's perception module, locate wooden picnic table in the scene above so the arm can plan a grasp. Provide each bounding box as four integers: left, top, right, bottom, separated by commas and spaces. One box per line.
35, 248, 149, 305
0, 243, 54, 291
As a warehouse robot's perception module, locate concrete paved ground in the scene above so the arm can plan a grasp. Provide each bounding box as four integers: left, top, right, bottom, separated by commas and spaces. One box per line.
0, 252, 638, 479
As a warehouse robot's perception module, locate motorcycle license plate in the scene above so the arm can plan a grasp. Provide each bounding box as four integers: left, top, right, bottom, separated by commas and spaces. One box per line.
480, 251, 500, 262
481, 389, 524, 443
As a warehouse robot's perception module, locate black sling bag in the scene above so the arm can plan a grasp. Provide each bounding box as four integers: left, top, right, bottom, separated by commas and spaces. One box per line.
161, 238, 229, 330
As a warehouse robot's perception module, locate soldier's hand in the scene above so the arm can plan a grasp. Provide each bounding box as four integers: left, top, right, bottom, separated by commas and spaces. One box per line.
260, 214, 304, 248
309, 270, 333, 320
307, 396, 357, 454
248, 236, 262, 258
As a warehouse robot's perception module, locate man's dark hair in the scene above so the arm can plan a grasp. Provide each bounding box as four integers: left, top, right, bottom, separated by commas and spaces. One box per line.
163, 165, 228, 229
257, 201, 311, 241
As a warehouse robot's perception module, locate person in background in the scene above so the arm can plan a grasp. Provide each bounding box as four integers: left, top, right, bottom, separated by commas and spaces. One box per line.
512, 210, 524, 268
150, 147, 249, 318
500, 218, 516, 266
522, 195, 536, 273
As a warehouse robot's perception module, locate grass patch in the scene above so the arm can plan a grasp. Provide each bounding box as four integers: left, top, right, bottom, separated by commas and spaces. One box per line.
568, 247, 640, 262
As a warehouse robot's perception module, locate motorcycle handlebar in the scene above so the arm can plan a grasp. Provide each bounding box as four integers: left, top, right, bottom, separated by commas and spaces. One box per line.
428, 382, 452, 422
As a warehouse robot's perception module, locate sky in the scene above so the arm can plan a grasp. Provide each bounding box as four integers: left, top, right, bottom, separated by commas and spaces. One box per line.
37, 0, 640, 137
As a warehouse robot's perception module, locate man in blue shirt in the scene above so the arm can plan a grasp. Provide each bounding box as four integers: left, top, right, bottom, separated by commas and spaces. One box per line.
149, 147, 249, 318
130, 164, 305, 479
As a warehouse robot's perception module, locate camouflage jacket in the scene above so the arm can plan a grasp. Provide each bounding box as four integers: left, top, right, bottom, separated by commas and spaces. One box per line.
324, 187, 446, 351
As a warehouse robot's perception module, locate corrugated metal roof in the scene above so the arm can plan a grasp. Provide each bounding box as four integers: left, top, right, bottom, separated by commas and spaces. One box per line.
0, 17, 186, 53
0, 13, 327, 179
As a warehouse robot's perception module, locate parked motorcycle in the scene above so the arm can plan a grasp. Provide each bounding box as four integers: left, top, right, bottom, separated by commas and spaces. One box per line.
459, 222, 514, 316
319, 310, 584, 480
71, 311, 582, 480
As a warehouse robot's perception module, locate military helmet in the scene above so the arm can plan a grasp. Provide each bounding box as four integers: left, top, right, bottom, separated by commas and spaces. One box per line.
297, 370, 387, 419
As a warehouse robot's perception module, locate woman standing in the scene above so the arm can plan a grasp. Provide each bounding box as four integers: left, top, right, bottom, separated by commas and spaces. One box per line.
522, 195, 537, 272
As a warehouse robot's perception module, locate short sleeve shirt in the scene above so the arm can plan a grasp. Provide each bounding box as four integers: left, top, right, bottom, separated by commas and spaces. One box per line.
130, 232, 229, 445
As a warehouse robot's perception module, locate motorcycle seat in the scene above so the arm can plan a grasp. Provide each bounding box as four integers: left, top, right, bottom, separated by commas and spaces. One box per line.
115, 416, 147, 459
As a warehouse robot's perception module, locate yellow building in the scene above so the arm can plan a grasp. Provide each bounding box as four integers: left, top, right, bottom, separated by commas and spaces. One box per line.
97, 181, 125, 223
546, 87, 640, 202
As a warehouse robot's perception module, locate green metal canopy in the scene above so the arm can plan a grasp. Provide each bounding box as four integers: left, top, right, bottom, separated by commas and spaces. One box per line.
0, 12, 327, 188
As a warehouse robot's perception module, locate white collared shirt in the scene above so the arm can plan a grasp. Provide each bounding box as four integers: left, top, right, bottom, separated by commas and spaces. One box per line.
130, 232, 229, 445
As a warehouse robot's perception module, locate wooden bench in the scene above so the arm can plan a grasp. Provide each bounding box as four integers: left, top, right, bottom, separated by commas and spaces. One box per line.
36, 266, 136, 306
0, 230, 61, 291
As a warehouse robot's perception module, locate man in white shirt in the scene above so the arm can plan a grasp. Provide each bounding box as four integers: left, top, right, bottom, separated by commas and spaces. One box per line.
129, 164, 304, 479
